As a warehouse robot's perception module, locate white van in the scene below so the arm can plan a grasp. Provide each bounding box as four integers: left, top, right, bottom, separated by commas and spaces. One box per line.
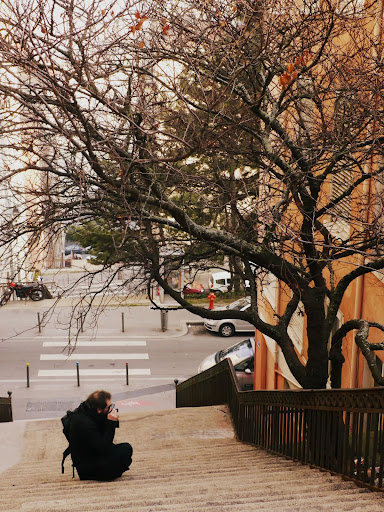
208, 271, 232, 293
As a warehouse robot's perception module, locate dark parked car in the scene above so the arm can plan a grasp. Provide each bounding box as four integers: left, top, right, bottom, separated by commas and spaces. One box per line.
183, 283, 205, 294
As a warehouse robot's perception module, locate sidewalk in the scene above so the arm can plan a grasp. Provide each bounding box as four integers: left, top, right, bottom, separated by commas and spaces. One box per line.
0, 297, 206, 424
0, 294, 204, 338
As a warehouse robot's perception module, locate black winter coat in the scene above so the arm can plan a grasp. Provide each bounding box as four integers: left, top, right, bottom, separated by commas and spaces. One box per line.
69, 401, 119, 471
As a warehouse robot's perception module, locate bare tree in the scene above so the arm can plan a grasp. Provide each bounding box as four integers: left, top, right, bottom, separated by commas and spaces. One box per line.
1, 0, 384, 388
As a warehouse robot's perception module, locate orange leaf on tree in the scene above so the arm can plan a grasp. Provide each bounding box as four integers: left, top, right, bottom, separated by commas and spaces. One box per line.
162, 24, 170, 34
279, 72, 293, 89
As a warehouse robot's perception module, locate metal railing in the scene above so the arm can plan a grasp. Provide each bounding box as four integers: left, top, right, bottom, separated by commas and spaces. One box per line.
176, 359, 384, 492
0, 393, 13, 422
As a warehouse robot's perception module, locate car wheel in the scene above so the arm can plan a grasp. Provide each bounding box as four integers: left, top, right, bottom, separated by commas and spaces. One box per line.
30, 290, 44, 301
219, 323, 235, 337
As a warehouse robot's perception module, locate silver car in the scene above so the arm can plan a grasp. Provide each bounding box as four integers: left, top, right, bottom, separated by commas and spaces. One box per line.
204, 297, 254, 337
198, 337, 255, 391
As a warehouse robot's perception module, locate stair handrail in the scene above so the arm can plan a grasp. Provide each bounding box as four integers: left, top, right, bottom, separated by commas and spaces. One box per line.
176, 359, 384, 492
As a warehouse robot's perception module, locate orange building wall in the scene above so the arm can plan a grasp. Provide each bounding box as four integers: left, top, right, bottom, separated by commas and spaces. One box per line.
254, 332, 267, 390
254, 267, 384, 391
266, 347, 277, 389
251, 2, 384, 392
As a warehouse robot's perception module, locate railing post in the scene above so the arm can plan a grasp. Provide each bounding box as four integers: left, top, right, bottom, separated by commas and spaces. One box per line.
174, 379, 179, 408
7, 391, 13, 422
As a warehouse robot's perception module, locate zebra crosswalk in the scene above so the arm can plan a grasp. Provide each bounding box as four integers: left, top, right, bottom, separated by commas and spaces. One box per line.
38, 369, 151, 377
40, 353, 149, 360
37, 338, 151, 379
42, 341, 147, 347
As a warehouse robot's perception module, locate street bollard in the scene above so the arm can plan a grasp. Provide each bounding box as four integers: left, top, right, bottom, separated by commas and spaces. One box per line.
37, 313, 41, 333
126, 362, 129, 385
26, 363, 30, 388
122, 312, 125, 333
76, 361, 80, 386
160, 310, 168, 332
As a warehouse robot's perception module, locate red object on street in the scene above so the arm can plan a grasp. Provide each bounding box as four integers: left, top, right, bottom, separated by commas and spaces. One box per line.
208, 292, 216, 310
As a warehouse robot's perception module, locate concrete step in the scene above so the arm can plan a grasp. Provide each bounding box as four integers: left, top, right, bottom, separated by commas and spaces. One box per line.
0, 406, 383, 512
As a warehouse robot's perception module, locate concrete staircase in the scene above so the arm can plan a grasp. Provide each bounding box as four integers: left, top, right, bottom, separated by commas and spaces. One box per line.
1, 406, 384, 512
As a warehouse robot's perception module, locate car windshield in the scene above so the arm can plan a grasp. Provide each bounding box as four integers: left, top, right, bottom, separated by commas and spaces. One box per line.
219, 338, 254, 361
234, 357, 254, 371
227, 297, 250, 311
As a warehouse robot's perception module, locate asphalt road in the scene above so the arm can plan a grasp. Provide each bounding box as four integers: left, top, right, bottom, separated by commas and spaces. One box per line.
0, 303, 247, 420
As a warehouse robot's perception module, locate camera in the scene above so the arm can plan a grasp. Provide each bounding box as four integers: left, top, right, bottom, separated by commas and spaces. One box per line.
108, 403, 118, 413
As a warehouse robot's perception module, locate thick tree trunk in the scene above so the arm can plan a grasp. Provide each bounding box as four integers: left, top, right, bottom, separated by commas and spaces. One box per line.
302, 290, 348, 470
304, 290, 329, 389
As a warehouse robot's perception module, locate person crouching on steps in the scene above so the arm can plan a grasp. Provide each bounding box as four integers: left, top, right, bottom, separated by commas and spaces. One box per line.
69, 390, 132, 480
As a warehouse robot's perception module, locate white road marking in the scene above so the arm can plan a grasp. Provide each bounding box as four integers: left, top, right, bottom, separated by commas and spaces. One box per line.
40, 353, 148, 360
42, 341, 147, 347
38, 369, 151, 377
0, 376, 186, 382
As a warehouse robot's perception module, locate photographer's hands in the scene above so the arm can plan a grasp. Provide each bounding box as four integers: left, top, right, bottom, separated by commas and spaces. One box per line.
107, 407, 119, 422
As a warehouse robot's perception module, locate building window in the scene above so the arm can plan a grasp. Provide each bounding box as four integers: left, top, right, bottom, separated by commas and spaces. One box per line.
287, 301, 305, 355
300, 0, 320, 14
336, 0, 365, 15
261, 271, 278, 312
296, 77, 315, 146
329, 162, 353, 222
334, 89, 361, 140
